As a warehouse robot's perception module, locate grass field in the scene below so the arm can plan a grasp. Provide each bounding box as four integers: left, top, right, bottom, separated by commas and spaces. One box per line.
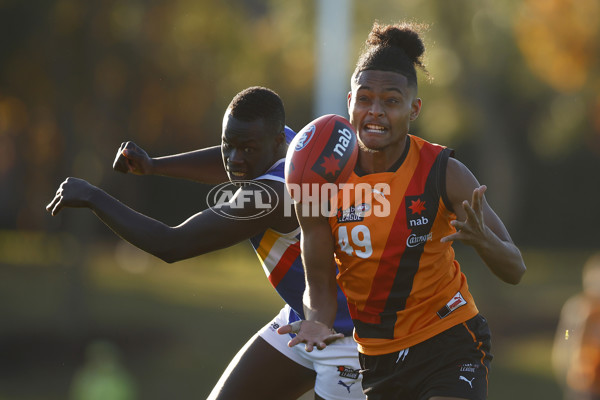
0, 230, 592, 399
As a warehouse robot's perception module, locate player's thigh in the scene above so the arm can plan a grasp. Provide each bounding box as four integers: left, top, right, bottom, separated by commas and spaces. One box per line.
421, 315, 492, 400
311, 337, 364, 400
208, 332, 315, 400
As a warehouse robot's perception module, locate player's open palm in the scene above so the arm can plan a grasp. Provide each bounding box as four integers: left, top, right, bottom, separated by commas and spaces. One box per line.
277, 320, 344, 352
113, 141, 152, 175
46, 177, 95, 216
441, 185, 490, 246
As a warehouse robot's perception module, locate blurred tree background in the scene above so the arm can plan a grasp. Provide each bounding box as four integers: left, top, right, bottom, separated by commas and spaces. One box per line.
0, 0, 598, 399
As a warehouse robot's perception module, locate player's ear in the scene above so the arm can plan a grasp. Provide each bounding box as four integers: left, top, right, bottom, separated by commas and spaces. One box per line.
410, 98, 422, 121
275, 130, 285, 145
347, 91, 352, 110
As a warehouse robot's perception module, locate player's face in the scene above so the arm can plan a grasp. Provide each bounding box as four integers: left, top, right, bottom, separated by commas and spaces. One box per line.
221, 112, 281, 182
348, 70, 421, 156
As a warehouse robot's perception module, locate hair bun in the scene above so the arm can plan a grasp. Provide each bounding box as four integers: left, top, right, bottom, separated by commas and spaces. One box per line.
366, 22, 426, 66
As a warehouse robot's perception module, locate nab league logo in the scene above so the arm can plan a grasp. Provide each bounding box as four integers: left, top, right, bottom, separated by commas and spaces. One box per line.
337, 203, 370, 223
206, 180, 279, 220
337, 366, 360, 379
295, 125, 316, 151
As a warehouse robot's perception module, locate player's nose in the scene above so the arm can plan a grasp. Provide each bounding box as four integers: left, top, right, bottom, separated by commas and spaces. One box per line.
228, 148, 244, 164
368, 100, 384, 117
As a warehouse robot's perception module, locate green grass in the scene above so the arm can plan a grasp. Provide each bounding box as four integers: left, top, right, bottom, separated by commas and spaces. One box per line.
0, 230, 592, 399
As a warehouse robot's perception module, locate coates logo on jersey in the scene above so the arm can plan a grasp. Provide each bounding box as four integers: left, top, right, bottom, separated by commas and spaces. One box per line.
206, 180, 279, 220
295, 125, 316, 151
310, 121, 354, 183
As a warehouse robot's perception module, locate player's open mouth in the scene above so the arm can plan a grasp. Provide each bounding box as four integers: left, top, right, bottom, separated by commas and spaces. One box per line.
364, 124, 387, 134
229, 171, 246, 178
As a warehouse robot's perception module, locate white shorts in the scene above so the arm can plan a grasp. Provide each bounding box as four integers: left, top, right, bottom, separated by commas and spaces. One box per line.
258, 305, 363, 400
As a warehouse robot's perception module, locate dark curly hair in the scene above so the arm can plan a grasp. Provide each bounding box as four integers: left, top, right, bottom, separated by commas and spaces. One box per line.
353, 21, 429, 88
227, 86, 285, 136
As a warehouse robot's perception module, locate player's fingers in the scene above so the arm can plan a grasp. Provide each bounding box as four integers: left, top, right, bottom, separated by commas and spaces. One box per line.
123, 142, 144, 158
477, 186, 487, 218
316, 341, 327, 350
286, 335, 303, 348
440, 232, 459, 243
461, 200, 480, 224
278, 322, 303, 335
45, 196, 58, 212
450, 219, 465, 231
304, 342, 315, 352
115, 143, 125, 157
277, 324, 292, 335
50, 198, 63, 216
471, 185, 486, 214
113, 145, 130, 172
289, 320, 303, 334
124, 141, 138, 151
122, 148, 145, 163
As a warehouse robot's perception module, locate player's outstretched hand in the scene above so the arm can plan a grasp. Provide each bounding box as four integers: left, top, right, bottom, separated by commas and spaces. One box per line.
441, 185, 489, 245
277, 320, 344, 352
46, 177, 96, 216
113, 141, 153, 175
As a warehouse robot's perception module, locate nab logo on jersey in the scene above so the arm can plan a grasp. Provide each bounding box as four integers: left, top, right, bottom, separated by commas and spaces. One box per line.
310, 121, 355, 183
406, 196, 431, 229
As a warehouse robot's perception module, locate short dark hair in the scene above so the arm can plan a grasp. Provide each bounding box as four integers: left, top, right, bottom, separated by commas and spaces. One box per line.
353, 22, 429, 88
227, 86, 285, 136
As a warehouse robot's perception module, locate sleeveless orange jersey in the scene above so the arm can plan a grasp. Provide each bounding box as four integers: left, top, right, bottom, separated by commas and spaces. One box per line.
329, 135, 479, 355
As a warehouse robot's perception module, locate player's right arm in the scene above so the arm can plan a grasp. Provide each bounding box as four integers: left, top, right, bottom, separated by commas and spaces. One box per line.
277, 205, 343, 351
46, 177, 282, 263
113, 141, 228, 184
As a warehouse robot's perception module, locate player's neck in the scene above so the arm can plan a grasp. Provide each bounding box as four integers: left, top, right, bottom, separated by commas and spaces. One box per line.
358, 136, 408, 174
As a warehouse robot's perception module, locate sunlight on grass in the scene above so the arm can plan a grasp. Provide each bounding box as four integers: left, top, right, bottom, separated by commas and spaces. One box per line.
88, 241, 284, 314
0, 229, 78, 266
521, 249, 591, 285
496, 334, 556, 377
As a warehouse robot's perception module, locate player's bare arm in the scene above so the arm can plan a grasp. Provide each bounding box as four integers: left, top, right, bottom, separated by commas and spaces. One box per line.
114, 141, 228, 184
46, 177, 287, 263
277, 206, 343, 351
441, 157, 526, 284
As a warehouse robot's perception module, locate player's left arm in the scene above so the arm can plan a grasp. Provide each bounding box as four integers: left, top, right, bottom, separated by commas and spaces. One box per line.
277, 207, 343, 351
441, 158, 526, 284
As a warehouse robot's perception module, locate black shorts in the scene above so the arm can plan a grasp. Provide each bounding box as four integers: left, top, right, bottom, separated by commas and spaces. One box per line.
359, 314, 493, 400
